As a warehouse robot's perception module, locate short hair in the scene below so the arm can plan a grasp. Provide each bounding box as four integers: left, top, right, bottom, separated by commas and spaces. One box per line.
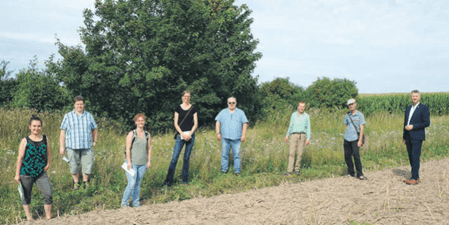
74, 96, 84, 103
298, 101, 306, 105
29, 114, 42, 126
227, 97, 236, 102
410, 90, 420, 95
133, 113, 146, 122
182, 90, 191, 97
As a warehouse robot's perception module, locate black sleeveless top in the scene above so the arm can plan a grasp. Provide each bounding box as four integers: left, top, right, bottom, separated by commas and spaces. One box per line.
20, 135, 48, 177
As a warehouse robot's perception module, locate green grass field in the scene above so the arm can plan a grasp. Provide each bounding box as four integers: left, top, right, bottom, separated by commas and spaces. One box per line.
1, 108, 448, 223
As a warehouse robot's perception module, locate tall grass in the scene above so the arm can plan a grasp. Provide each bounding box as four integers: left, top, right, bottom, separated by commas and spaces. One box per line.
0, 108, 448, 223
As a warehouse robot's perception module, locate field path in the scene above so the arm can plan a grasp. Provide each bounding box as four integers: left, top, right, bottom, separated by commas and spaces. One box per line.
23, 158, 449, 224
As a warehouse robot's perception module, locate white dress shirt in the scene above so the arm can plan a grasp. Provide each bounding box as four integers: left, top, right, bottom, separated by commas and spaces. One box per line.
407, 102, 420, 126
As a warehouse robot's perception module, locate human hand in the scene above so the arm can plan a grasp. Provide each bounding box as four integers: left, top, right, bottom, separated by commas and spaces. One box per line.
405, 125, 413, 131
92, 142, 97, 147
44, 164, 50, 172
60, 147, 65, 156
14, 175, 20, 184
216, 134, 222, 141
305, 140, 310, 146
241, 135, 246, 142
285, 137, 289, 143
357, 141, 362, 147
184, 134, 191, 141
127, 163, 132, 170
402, 139, 406, 145
147, 161, 151, 169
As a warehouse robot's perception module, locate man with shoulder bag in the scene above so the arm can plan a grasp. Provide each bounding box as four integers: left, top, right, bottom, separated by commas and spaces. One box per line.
343, 99, 367, 180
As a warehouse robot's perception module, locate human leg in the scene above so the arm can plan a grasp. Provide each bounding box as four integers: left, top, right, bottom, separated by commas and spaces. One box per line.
67, 148, 81, 184
230, 139, 242, 174
343, 140, 355, 176
122, 163, 137, 206
81, 148, 94, 183
35, 172, 53, 219
410, 139, 423, 180
20, 175, 34, 220
221, 139, 232, 173
287, 134, 299, 173
132, 165, 147, 207
164, 136, 185, 185
351, 141, 364, 177
182, 134, 195, 183
294, 134, 306, 173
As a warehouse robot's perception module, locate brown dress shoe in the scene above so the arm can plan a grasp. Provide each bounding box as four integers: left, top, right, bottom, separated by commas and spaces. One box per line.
403, 178, 420, 183
405, 179, 419, 185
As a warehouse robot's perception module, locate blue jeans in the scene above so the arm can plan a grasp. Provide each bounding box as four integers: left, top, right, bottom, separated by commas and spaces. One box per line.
221, 138, 241, 173
121, 163, 147, 207
164, 133, 195, 185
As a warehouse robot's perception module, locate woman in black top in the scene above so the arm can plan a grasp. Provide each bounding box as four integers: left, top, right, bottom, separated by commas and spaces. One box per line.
164, 90, 198, 186
14, 114, 52, 220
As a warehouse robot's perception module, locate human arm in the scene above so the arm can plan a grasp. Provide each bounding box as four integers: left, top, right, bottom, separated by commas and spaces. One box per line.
147, 132, 152, 169
125, 131, 134, 170
44, 136, 51, 172
409, 106, 431, 130
216, 121, 221, 141
186, 112, 198, 141
285, 114, 294, 142
357, 124, 364, 147
173, 112, 186, 140
306, 115, 311, 146
92, 129, 98, 147
241, 123, 248, 142
59, 130, 65, 156
14, 138, 27, 184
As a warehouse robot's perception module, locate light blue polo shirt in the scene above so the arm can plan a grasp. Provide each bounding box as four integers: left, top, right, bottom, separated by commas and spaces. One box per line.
344, 110, 366, 142
215, 107, 248, 140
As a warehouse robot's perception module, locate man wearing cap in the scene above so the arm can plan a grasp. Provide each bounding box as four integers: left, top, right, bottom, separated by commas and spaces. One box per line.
284, 101, 311, 176
402, 90, 430, 185
343, 98, 367, 180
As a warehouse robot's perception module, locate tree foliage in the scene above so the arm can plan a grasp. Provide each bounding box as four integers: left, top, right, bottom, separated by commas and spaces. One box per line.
304, 77, 358, 109
0, 60, 17, 107
259, 77, 303, 116
53, 0, 262, 131
9, 56, 70, 111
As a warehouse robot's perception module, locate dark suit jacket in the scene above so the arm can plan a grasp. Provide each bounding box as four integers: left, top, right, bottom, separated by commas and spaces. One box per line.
402, 103, 430, 141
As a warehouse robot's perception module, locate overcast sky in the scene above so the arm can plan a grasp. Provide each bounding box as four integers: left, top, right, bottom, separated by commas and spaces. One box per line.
1, 0, 448, 93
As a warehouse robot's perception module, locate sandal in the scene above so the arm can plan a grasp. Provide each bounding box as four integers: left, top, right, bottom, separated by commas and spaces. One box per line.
357, 175, 367, 180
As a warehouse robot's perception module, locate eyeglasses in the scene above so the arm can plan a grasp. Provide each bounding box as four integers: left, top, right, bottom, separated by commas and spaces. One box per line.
228, 102, 236, 105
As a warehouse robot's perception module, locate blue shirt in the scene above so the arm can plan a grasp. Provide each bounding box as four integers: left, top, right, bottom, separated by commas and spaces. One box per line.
61, 110, 97, 149
344, 110, 366, 142
215, 108, 248, 140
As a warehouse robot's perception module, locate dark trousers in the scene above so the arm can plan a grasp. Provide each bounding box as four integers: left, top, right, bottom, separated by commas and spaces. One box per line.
405, 135, 422, 180
164, 134, 195, 185
343, 140, 364, 177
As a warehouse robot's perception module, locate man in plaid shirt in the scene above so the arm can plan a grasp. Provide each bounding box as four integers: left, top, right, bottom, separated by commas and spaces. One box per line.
60, 96, 98, 190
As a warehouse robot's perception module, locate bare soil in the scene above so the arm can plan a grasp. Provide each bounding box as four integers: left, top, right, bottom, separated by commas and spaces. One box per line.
20, 157, 449, 225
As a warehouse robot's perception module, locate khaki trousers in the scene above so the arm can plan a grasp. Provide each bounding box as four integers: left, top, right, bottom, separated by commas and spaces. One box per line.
287, 133, 306, 173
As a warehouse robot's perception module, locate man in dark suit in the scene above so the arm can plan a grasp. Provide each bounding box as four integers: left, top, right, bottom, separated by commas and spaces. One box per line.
402, 90, 430, 185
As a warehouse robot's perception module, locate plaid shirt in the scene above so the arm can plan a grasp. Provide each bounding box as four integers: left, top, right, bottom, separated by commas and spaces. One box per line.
60, 110, 97, 149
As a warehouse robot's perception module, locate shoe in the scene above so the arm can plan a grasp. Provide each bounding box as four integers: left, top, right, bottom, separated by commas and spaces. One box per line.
346, 174, 355, 178
403, 178, 420, 183
84, 182, 90, 189
234, 173, 240, 176
295, 171, 301, 176
284, 172, 292, 176
357, 175, 367, 180
181, 181, 189, 185
163, 181, 173, 187
221, 171, 227, 174
73, 183, 81, 190
405, 179, 419, 185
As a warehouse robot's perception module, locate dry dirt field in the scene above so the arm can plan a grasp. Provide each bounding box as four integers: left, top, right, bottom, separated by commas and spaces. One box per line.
19, 157, 449, 225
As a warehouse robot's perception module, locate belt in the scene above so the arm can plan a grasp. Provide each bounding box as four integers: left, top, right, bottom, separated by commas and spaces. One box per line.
291, 132, 306, 134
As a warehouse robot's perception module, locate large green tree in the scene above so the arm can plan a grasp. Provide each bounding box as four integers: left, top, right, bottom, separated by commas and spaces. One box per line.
304, 77, 358, 109
54, 0, 262, 131
0, 60, 17, 107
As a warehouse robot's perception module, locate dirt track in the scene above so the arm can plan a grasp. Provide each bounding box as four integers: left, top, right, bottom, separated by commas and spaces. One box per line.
21, 157, 449, 225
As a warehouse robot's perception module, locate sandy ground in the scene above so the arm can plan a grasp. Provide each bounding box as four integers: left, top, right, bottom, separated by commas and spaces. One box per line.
19, 157, 449, 225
